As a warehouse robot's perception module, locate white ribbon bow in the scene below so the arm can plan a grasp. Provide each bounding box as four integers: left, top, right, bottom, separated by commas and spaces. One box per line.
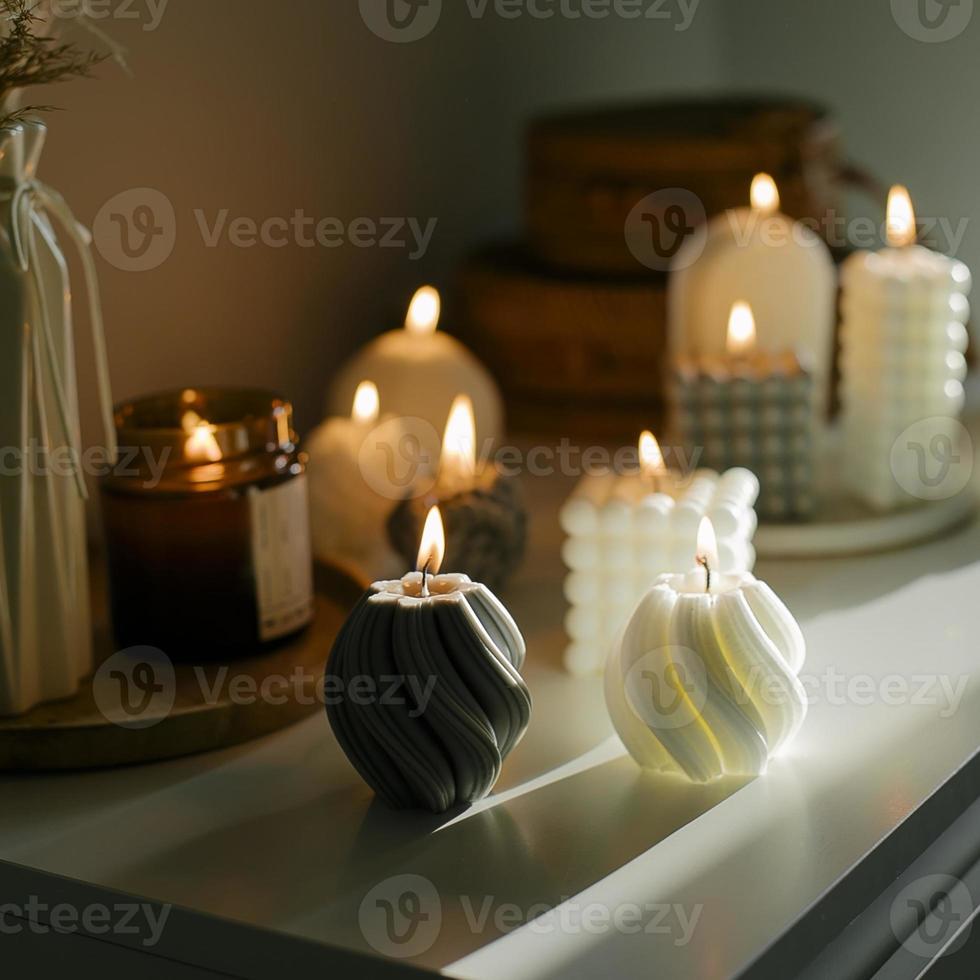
5, 178, 117, 500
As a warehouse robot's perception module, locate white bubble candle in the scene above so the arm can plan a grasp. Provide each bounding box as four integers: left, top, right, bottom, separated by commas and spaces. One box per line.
840, 186, 971, 510
559, 433, 759, 675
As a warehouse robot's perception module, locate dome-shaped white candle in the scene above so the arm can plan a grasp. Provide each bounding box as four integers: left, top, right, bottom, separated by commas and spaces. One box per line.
669, 174, 836, 417
605, 519, 808, 782
328, 287, 503, 467
306, 381, 404, 578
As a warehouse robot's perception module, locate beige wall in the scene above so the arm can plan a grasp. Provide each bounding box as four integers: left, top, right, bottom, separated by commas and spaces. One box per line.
43, 0, 978, 449
719, 0, 980, 280
38, 0, 726, 443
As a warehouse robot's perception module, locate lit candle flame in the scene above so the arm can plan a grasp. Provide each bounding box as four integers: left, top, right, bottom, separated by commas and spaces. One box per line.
417, 505, 446, 575
351, 380, 380, 424
886, 185, 916, 248
750, 173, 780, 216
726, 301, 756, 357
405, 285, 441, 336
639, 431, 666, 479
182, 411, 222, 463
440, 394, 477, 488
696, 517, 719, 592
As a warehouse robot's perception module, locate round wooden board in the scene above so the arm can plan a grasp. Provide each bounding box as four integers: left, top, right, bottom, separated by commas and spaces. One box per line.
0, 563, 367, 772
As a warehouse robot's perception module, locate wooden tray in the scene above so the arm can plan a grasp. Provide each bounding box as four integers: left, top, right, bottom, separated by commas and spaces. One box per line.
0, 563, 367, 772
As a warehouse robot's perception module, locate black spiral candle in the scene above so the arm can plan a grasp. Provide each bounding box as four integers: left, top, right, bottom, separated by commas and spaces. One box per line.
325, 507, 532, 813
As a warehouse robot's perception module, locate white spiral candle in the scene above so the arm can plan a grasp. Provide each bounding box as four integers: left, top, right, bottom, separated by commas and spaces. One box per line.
604, 519, 807, 783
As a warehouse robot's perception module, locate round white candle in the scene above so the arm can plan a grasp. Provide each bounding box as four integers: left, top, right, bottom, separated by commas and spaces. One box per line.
604, 520, 808, 782
328, 287, 503, 469
840, 186, 972, 510
669, 173, 836, 416
306, 381, 403, 577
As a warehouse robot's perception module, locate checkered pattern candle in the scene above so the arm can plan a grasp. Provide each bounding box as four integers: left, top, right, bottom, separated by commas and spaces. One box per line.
840, 186, 971, 510
670, 302, 817, 521
560, 433, 759, 676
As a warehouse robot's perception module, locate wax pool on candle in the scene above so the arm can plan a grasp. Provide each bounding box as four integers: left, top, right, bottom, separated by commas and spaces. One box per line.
559, 433, 759, 676
605, 519, 808, 783
324, 506, 532, 813
328, 286, 503, 464
669, 173, 836, 416
840, 186, 971, 510
670, 301, 818, 521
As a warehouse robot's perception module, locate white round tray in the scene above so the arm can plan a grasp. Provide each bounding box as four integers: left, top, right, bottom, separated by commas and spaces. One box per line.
754, 424, 979, 558
754, 489, 977, 559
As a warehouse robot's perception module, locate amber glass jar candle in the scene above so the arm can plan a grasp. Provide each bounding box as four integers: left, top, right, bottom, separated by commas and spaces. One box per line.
101, 388, 314, 660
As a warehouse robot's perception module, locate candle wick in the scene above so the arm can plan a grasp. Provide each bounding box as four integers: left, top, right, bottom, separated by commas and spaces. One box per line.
696, 555, 712, 594
421, 559, 431, 598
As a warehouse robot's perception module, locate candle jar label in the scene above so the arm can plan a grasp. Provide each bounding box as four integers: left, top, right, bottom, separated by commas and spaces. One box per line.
249, 475, 315, 641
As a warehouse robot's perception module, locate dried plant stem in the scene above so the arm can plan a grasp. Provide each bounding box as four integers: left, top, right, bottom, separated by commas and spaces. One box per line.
0, 0, 106, 130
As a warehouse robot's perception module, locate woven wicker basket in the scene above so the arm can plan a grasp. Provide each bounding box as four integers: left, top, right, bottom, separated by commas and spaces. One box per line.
456, 246, 668, 440
527, 97, 870, 275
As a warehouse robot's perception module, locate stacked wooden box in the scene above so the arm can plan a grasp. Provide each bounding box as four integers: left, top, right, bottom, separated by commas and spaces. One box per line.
455, 97, 849, 440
